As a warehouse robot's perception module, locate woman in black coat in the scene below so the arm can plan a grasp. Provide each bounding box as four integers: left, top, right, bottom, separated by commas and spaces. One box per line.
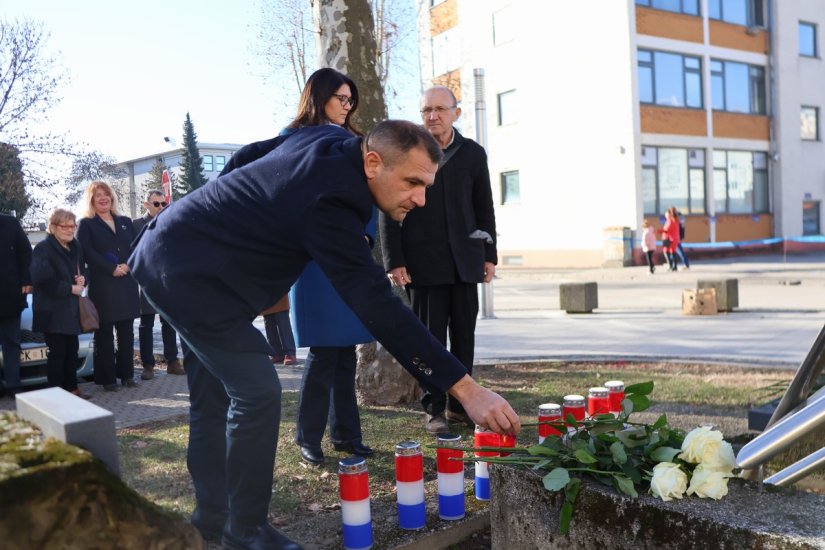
77, 181, 140, 391
31, 208, 90, 398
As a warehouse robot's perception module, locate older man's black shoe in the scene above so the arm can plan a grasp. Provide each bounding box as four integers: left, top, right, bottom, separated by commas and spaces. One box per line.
333, 441, 374, 457
222, 522, 303, 550
189, 506, 227, 542
299, 446, 324, 465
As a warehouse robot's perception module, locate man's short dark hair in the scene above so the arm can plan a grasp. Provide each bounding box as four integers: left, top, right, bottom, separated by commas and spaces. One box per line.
366, 120, 442, 167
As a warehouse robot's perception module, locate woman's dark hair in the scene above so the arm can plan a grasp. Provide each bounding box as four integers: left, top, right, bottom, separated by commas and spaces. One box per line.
286, 68, 361, 135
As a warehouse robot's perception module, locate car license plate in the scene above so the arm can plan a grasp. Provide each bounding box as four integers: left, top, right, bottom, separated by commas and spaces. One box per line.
20, 347, 48, 363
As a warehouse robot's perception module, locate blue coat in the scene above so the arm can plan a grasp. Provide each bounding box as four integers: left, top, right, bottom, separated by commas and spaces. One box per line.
31, 235, 86, 335
77, 214, 140, 323
129, 125, 467, 393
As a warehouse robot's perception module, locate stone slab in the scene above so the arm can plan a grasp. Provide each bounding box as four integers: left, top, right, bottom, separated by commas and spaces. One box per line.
559, 282, 598, 313
698, 278, 739, 312
15, 387, 119, 475
682, 287, 718, 315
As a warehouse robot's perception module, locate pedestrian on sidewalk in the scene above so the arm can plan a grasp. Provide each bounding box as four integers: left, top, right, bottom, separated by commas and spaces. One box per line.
675, 209, 691, 269
659, 207, 681, 272
0, 213, 32, 396
641, 219, 657, 274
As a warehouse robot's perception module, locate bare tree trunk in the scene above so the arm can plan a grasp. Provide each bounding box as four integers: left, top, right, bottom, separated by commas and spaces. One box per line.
313, 0, 421, 406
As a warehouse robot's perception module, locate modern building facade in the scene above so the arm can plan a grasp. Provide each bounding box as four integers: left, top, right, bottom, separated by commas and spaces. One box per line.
418, 0, 825, 267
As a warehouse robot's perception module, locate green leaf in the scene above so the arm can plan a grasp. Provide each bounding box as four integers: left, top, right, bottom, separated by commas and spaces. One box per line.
574, 449, 598, 464
627, 393, 650, 413
610, 441, 628, 465
559, 502, 573, 535
528, 444, 560, 457
613, 474, 638, 498
625, 380, 654, 395
565, 477, 581, 503
621, 463, 642, 484
565, 412, 579, 427
650, 446, 681, 463
543, 468, 570, 492
589, 419, 624, 436
622, 397, 634, 416
652, 414, 668, 430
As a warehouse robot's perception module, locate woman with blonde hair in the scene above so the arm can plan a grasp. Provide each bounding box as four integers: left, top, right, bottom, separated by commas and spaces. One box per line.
77, 181, 140, 391
31, 208, 90, 398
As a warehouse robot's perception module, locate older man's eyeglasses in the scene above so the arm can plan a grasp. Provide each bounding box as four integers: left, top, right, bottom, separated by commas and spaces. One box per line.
420, 106, 457, 116
332, 94, 356, 108
152, 201, 168, 208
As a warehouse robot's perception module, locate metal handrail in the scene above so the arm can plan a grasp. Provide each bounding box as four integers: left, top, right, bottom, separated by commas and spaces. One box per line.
737, 323, 825, 485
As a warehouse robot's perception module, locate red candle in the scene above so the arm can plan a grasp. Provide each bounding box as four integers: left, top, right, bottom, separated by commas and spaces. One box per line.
605, 380, 625, 415
587, 387, 610, 417
562, 395, 586, 426
500, 433, 516, 456
537, 403, 562, 443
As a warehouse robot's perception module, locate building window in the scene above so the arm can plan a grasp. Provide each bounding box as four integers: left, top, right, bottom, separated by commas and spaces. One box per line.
203, 155, 213, 172
641, 146, 706, 215
635, 0, 699, 16
215, 155, 226, 172
801, 107, 819, 141
501, 170, 520, 205
710, 59, 766, 115
800, 22, 817, 57
497, 90, 517, 125
712, 150, 769, 214
492, 6, 515, 46
803, 201, 820, 235
431, 28, 460, 77
638, 49, 703, 109
708, 0, 764, 27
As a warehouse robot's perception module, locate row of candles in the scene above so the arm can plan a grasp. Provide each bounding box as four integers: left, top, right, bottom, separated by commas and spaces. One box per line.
338, 380, 625, 550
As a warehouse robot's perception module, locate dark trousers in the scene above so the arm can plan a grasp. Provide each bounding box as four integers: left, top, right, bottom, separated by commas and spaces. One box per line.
138, 313, 179, 365
677, 243, 691, 268
153, 297, 282, 528
295, 346, 361, 451
408, 283, 477, 416
263, 311, 295, 357
664, 248, 680, 271
644, 251, 655, 273
94, 319, 135, 385
0, 315, 22, 390
44, 333, 79, 392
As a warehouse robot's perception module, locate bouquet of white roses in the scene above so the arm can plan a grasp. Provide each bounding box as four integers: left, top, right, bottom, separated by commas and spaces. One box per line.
462, 381, 739, 534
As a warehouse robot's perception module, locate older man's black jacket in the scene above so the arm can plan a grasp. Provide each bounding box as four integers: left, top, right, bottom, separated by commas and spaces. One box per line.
129, 125, 467, 393
0, 214, 32, 318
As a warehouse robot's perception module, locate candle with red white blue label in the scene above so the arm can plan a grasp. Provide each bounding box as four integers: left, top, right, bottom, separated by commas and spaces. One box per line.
605, 380, 625, 415
474, 425, 500, 501
339, 457, 372, 550
538, 403, 562, 443
587, 387, 610, 418
562, 394, 586, 432
500, 432, 517, 456
395, 441, 425, 530
437, 433, 465, 520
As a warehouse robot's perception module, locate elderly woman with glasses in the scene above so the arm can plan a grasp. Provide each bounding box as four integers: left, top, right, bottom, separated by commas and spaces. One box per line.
31, 208, 90, 398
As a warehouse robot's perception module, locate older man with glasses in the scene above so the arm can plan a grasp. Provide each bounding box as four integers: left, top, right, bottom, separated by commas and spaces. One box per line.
133, 189, 183, 379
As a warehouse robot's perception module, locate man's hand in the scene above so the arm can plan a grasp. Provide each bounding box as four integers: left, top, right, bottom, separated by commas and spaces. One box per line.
483, 262, 496, 284
387, 266, 411, 288
448, 375, 520, 435
21, 285, 32, 294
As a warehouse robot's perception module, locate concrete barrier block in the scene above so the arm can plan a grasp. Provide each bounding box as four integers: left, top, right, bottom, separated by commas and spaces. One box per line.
15, 387, 119, 476
698, 278, 739, 312
559, 282, 598, 313
682, 288, 718, 315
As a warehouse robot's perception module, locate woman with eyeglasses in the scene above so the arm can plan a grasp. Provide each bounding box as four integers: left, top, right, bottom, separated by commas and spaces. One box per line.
77, 181, 141, 391
31, 208, 91, 398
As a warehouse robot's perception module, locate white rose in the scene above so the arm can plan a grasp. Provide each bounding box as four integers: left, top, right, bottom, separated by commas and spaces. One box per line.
678, 426, 730, 468
649, 462, 687, 502
687, 464, 730, 499
703, 440, 736, 473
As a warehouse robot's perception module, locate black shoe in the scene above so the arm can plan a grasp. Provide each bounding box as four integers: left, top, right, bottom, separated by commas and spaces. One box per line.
190, 506, 227, 543
140, 367, 155, 380
122, 378, 138, 388
333, 441, 374, 457
103, 384, 119, 392
299, 446, 325, 465
222, 522, 303, 550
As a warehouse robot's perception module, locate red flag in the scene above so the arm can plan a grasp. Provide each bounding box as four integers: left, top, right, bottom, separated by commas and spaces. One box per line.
161, 170, 172, 204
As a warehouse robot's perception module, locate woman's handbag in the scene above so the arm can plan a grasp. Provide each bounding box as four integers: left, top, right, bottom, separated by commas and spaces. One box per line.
662, 238, 672, 248
79, 294, 100, 333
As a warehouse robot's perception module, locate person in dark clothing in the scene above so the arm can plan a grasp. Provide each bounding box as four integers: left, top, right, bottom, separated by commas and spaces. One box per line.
129, 120, 520, 550
31, 208, 90, 398
0, 213, 32, 395
379, 86, 498, 435
133, 189, 183, 379
77, 181, 140, 391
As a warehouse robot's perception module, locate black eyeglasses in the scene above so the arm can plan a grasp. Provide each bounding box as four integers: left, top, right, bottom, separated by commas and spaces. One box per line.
332, 94, 356, 108
152, 201, 168, 208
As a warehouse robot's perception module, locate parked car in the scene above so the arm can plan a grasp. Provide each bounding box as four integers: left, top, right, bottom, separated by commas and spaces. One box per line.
0, 295, 94, 393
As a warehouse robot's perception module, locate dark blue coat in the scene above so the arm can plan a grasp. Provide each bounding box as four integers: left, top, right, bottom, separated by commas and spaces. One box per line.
132, 213, 158, 315
77, 214, 140, 323
129, 125, 467, 393
31, 235, 86, 335
0, 214, 32, 318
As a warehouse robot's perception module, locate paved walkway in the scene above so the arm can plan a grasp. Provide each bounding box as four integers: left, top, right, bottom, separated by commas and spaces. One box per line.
3, 252, 824, 428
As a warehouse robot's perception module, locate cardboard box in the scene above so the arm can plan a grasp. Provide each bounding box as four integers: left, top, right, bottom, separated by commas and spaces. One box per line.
682, 288, 717, 315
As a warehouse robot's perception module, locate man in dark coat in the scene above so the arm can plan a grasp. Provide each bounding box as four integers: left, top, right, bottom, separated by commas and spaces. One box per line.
132, 189, 183, 379
129, 121, 519, 550
0, 214, 32, 394
379, 86, 498, 435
